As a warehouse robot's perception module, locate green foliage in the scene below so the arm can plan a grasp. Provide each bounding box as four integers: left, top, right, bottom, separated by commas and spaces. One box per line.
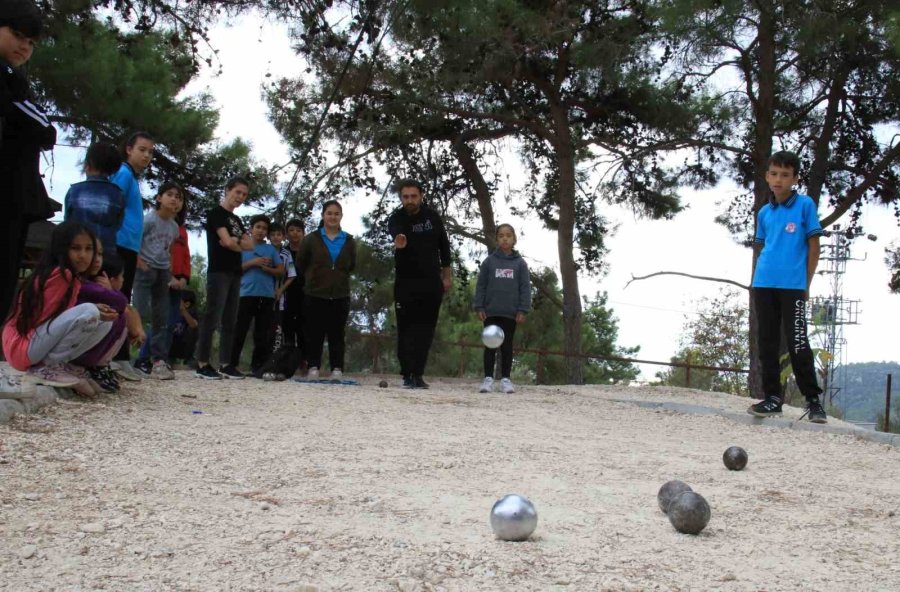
28, 7, 275, 226
832, 362, 900, 422
656, 288, 749, 395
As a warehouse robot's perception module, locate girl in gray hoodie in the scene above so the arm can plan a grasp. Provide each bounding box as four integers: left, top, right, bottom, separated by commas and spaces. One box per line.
473, 224, 532, 394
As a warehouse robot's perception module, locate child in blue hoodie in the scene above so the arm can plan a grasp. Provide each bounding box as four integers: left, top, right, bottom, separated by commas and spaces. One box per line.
473, 224, 531, 394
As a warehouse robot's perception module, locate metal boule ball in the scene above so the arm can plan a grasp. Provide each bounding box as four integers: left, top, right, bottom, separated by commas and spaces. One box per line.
481, 325, 505, 349
378, 380, 388, 388
490, 494, 537, 542
723, 446, 748, 471
657, 480, 693, 514
667, 491, 711, 535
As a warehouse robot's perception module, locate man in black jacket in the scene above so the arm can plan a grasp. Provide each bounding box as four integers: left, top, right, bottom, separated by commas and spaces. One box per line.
0, 0, 56, 319
387, 180, 452, 389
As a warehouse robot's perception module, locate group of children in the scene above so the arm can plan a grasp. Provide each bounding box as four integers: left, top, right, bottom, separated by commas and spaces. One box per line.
0, 2, 828, 419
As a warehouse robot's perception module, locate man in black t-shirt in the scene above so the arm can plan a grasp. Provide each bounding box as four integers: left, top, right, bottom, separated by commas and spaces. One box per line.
194, 176, 255, 380
387, 179, 452, 389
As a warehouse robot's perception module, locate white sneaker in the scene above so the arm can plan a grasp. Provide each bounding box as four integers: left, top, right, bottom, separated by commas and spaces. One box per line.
479, 376, 494, 393
307, 367, 319, 379
500, 378, 515, 394
113, 360, 143, 382
0, 368, 36, 399
331, 369, 343, 379
151, 360, 175, 380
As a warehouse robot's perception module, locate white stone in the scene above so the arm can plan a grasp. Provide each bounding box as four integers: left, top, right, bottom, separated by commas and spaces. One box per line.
20, 545, 37, 559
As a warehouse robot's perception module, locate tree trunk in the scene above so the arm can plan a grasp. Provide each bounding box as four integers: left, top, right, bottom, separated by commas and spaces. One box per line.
747, 2, 777, 398
556, 145, 584, 385
452, 140, 497, 249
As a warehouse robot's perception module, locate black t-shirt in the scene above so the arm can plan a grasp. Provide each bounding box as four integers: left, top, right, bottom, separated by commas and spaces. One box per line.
205, 205, 245, 273
387, 205, 452, 299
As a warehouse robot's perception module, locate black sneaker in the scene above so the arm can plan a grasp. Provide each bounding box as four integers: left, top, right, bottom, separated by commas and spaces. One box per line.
413, 376, 430, 389
88, 366, 118, 393
402, 375, 415, 389
748, 395, 783, 417
218, 365, 245, 379
802, 396, 828, 424
134, 358, 153, 378
195, 365, 222, 380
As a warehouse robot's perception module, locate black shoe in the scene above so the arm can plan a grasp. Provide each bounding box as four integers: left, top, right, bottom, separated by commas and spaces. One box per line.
802, 396, 828, 424
88, 366, 118, 393
402, 375, 415, 389
134, 358, 153, 378
748, 395, 783, 417
218, 365, 245, 379
413, 376, 429, 389
195, 365, 223, 380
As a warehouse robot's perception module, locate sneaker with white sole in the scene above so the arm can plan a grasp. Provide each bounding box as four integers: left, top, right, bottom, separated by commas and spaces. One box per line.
307, 367, 319, 379
218, 365, 245, 379
194, 365, 222, 380
748, 395, 783, 417
479, 377, 494, 393
151, 360, 175, 380
26, 364, 81, 387
113, 360, 143, 382
0, 368, 36, 398
500, 378, 516, 394
331, 368, 343, 379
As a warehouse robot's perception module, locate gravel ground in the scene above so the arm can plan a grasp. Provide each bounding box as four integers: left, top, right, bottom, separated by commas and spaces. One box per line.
1, 374, 898, 591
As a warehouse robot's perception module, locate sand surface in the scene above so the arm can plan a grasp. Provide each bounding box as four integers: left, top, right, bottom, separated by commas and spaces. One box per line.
1, 374, 899, 591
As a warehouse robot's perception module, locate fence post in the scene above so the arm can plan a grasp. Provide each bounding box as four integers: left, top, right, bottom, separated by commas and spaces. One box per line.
536, 352, 545, 385
685, 352, 692, 389
884, 373, 893, 432
458, 342, 466, 378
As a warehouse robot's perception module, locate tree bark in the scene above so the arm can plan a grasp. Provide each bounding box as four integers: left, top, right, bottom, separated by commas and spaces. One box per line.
555, 141, 584, 385
747, 2, 777, 399
451, 140, 497, 250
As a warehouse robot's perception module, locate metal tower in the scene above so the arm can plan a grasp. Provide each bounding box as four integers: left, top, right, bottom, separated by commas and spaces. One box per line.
808, 225, 874, 406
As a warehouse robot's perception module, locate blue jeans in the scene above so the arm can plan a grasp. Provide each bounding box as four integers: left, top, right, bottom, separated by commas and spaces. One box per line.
138, 288, 182, 363
133, 267, 172, 362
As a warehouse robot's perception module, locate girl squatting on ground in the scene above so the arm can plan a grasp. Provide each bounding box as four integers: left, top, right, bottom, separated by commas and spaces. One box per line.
474, 224, 531, 394
2, 222, 120, 397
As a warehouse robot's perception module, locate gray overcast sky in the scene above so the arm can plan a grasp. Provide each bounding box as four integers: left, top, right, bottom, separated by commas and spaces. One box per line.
44, 13, 900, 379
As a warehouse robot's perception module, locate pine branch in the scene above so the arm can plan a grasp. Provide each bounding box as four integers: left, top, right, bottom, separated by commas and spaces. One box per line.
625, 271, 749, 291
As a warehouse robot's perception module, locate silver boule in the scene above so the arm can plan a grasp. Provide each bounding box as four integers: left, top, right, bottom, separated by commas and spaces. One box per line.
657, 480, 693, 514
481, 325, 505, 349
667, 491, 711, 535
490, 494, 537, 541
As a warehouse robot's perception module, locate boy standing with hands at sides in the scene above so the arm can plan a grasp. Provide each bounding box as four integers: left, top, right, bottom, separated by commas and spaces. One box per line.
282, 219, 306, 357
268, 222, 297, 351
474, 224, 531, 394
194, 177, 255, 380
748, 151, 827, 423
110, 131, 155, 381
132, 182, 184, 380
226, 214, 283, 378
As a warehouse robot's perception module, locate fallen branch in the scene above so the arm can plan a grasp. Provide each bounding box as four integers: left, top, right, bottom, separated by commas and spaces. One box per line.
625, 271, 749, 291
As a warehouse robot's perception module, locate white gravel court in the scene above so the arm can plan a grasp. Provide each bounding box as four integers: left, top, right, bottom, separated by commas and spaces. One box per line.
1, 374, 898, 591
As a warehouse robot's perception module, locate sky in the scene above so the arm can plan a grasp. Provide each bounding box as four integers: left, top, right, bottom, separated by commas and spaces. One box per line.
42, 13, 900, 380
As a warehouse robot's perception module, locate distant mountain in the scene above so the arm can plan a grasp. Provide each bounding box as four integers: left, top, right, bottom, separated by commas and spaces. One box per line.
831, 362, 900, 422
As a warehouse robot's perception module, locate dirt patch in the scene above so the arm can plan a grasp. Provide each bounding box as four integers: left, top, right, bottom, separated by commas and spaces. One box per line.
1, 376, 898, 591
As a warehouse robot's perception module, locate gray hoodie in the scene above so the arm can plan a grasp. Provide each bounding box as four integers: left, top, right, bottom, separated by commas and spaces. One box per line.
473, 250, 531, 319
